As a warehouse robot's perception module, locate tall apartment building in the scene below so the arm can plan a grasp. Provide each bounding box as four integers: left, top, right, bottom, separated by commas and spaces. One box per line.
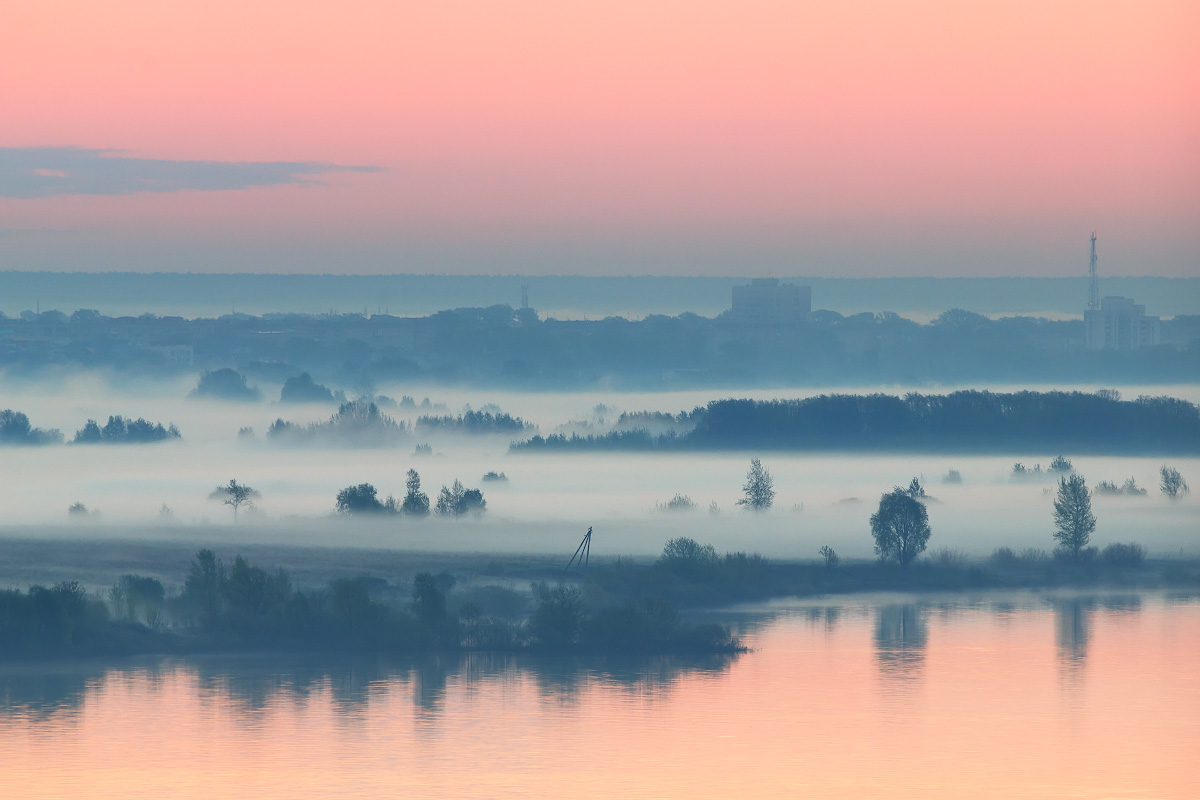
1085, 296, 1161, 350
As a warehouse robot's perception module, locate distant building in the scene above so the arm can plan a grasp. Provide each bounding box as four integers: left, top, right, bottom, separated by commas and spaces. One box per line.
1085, 296, 1161, 350
730, 279, 811, 325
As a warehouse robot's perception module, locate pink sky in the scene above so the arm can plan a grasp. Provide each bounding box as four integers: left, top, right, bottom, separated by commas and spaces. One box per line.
1, 0, 1197, 276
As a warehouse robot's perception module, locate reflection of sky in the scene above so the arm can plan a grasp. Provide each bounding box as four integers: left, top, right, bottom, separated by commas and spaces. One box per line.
1, 594, 1196, 799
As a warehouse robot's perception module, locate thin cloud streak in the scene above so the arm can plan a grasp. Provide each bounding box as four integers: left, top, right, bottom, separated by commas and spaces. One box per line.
0, 147, 382, 198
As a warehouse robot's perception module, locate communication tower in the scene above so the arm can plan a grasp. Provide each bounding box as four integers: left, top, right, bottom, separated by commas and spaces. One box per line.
1088, 232, 1099, 310
520, 282, 530, 310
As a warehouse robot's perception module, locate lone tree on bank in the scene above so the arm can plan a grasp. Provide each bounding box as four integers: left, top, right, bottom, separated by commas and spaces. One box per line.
737, 458, 775, 511
208, 479, 260, 522
870, 489, 931, 566
1053, 474, 1096, 562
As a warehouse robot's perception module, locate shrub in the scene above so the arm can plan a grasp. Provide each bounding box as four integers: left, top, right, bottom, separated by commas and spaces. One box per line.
1100, 542, 1146, 568
990, 546, 1019, 567
991, 547, 1050, 567
335, 483, 386, 515
1054, 545, 1098, 565
1048, 455, 1074, 473
658, 537, 719, 578
928, 547, 968, 567
656, 494, 697, 512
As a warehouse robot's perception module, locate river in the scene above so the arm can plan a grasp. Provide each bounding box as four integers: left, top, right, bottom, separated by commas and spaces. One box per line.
2, 590, 1196, 799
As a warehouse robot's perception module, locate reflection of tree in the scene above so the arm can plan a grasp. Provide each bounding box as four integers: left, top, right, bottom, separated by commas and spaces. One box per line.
0, 652, 739, 724
0, 666, 106, 719
874, 604, 928, 680
0, 662, 173, 721
802, 605, 842, 634
1053, 598, 1095, 686
1101, 595, 1142, 615
412, 656, 451, 712
525, 654, 735, 703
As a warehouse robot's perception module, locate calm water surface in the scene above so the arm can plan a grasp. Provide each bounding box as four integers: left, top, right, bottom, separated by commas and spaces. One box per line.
2, 591, 1197, 799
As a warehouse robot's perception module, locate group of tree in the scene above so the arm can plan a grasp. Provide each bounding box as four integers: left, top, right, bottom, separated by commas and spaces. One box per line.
511, 391, 1200, 455
0, 409, 63, 445
279, 372, 345, 404
415, 410, 534, 435
268, 400, 407, 445
190, 368, 262, 401
0, 550, 741, 657
435, 480, 487, 516
334, 470, 484, 518
865, 463, 1178, 568
2, 409, 180, 446
73, 415, 180, 444
1094, 478, 1148, 496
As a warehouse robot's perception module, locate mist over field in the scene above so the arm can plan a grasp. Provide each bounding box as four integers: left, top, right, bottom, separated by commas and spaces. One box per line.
3, 374, 1196, 567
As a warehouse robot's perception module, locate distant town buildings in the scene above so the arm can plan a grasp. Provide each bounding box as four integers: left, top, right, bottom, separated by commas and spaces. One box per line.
730, 279, 811, 325
1081, 235, 1161, 351
1085, 296, 1161, 350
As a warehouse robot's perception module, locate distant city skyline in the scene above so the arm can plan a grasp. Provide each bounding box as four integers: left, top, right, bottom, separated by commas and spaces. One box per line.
2, 1, 1197, 277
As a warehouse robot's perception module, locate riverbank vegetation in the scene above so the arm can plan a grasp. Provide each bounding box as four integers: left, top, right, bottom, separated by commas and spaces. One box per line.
0, 550, 741, 660
581, 536, 1200, 610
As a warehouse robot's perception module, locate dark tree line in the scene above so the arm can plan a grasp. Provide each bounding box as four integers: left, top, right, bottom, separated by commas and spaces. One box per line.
268, 400, 407, 445
416, 410, 534, 434
3, 409, 179, 445
73, 415, 180, 444
8, 300, 1197, 388
512, 391, 1200, 455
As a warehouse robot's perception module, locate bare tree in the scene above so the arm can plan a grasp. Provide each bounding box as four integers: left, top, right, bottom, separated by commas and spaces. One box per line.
208, 479, 260, 522
1053, 474, 1095, 562
1160, 466, 1189, 499
737, 458, 775, 511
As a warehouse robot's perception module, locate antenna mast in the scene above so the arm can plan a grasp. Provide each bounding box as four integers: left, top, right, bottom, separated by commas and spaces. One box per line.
1088, 232, 1099, 310
565, 527, 592, 573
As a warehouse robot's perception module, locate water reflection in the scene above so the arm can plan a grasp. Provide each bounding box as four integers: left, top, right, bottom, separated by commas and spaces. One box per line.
874, 604, 928, 683
802, 605, 842, 634
1052, 594, 1144, 687
1053, 597, 1093, 685
0, 664, 105, 718
0, 651, 739, 725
